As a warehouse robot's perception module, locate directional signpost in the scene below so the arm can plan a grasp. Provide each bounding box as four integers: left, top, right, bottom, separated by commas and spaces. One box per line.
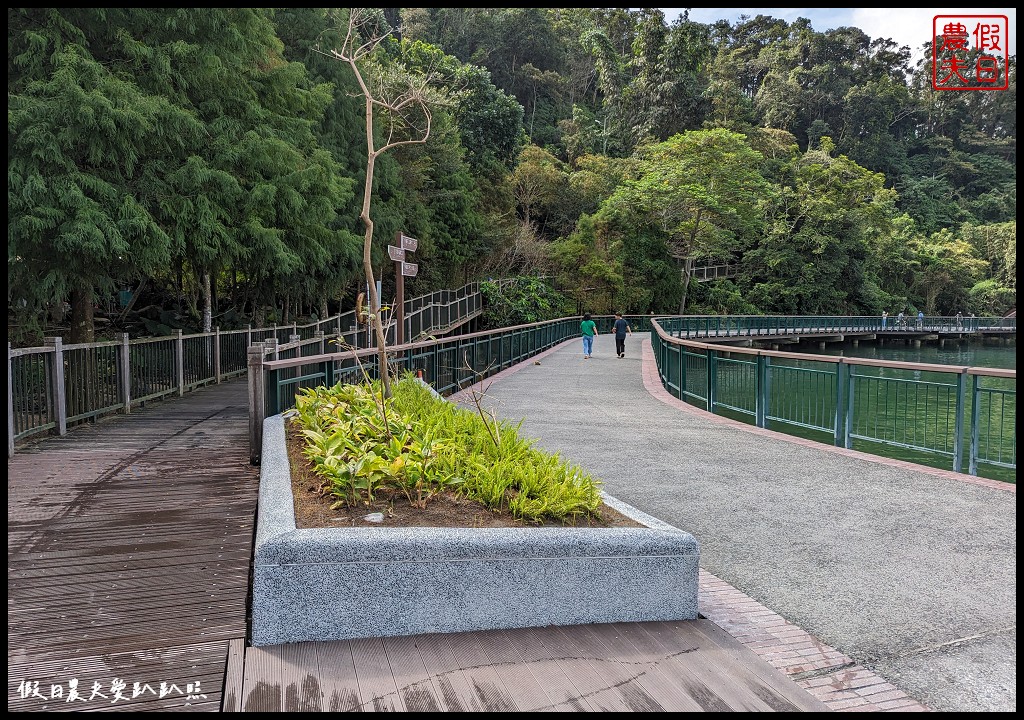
391, 233, 419, 344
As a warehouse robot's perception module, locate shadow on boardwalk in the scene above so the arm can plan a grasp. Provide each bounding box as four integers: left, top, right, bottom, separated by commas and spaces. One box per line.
8, 380, 258, 711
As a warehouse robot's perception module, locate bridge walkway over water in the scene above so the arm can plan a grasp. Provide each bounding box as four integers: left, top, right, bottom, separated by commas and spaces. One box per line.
7, 328, 1014, 712
454, 334, 1015, 713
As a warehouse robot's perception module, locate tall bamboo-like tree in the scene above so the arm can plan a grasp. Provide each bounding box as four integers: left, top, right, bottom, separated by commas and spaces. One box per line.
322, 9, 434, 398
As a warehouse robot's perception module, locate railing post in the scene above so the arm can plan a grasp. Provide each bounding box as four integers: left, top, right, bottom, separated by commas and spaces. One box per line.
214, 326, 222, 383
755, 354, 767, 428
952, 368, 967, 473
8, 343, 15, 457
706, 348, 716, 413
267, 337, 279, 361
174, 329, 184, 396
247, 343, 266, 465
833, 361, 846, 447
678, 341, 686, 401
246, 324, 252, 347
968, 374, 981, 476
845, 367, 855, 449
121, 333, 131, 413
288, 333, 300, 345
315, 330, 325, 355
44, 337, 67, 436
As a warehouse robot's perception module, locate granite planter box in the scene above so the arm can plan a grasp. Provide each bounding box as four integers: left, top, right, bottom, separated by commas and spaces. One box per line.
251, 413, 700, 646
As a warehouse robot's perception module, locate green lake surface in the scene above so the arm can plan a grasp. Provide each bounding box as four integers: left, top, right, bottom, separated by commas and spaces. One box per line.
711, 337, 1016, 483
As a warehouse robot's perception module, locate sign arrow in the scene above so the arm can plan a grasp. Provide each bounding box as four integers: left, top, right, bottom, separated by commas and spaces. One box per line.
388, 245, 405, 262
401, 262, 418, 277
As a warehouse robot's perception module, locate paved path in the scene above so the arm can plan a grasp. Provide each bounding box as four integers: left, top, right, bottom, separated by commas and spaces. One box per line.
463, 335, 1016, 713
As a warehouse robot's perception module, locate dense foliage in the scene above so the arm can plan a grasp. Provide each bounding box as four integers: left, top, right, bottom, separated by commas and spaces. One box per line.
293, 375, 603, 523
9, 8, 1016, 344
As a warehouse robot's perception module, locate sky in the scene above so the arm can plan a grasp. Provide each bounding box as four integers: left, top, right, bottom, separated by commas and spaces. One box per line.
659, 7, 1016, 63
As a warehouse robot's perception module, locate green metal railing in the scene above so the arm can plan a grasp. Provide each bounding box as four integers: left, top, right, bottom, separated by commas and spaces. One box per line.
650, 319, 1015, 478
249, 317, 581, 463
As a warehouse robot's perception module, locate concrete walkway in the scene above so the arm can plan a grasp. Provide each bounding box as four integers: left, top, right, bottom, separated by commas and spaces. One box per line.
462, 335, 1016, 713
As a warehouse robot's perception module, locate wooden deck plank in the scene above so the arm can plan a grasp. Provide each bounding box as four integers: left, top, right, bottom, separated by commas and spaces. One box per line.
240, 645, 283, 712
314, 641, 362, 712
409, 632, 485, 712
574, 622, 706, 712
221, 638, 245, 712
478, 627, 595, 712
503, 626, 602, 711
382, 635, 446, 712
543, 624, 637, 711
278, 642, 323, 712
350, 637, 405, 712
614, 621, 748, 711
683, 619, 831, 712
445, 630, 522, 711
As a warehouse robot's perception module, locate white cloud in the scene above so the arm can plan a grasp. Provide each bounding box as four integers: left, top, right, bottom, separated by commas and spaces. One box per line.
660, 7, 1016, 63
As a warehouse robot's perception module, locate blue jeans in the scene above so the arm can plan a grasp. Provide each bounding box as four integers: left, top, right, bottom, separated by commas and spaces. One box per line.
582, 335, 594, 356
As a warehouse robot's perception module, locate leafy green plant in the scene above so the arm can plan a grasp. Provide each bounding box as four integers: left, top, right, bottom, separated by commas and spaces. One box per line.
291, 374, 602, 523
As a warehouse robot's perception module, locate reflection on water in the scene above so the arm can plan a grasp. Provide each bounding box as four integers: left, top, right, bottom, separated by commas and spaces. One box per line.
770, 338, 1015, 483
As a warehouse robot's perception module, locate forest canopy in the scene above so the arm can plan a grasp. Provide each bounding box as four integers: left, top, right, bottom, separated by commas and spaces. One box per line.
8, 8, 1016, 344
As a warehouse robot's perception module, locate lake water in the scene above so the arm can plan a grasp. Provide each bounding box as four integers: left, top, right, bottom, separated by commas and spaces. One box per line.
771, 338, 1015, 483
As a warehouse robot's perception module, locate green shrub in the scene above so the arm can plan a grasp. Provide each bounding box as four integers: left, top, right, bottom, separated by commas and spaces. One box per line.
291, 374, 602, 523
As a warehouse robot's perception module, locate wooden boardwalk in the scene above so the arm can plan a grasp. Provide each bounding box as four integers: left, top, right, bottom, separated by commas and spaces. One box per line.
230, 620, 829, 712
8, 381, 258, 712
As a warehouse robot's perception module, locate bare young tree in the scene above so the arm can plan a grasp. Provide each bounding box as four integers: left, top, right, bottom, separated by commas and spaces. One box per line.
319, 9, 433, 398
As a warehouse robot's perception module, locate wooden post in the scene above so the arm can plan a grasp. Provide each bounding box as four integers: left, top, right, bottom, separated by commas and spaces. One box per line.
266, 337, 279, 361
315, 330, 325, 355
288, 333, 300, 345
44, 337, 67, 436
246, 324, 252, 347
247, 343, 266, 465
8, 343, 15, 457
120, 333, 131, 413
214, 326, 222, 383
395, 232, 405, 347
175, 329, 184, 396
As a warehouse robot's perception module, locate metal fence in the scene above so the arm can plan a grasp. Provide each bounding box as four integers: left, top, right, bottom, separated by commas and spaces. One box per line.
650, 318, 1015, 477
8, 282, 485, 456
249, 317, 580, 463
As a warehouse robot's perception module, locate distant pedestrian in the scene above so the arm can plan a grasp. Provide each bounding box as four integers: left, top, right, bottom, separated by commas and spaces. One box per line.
881, 310, 888, 330
580, 313, 598, 359
956, 311, 963, 330
897, 310, 905, 329
612, 313, 632, 358
917, 310, 924, 329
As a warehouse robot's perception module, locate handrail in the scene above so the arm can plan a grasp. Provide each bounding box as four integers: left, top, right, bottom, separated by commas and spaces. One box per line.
9, 281, 487, 454
648, 318, 1015, 478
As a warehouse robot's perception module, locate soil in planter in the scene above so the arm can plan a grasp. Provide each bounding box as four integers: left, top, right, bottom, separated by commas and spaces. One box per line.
285, 423, 643, 529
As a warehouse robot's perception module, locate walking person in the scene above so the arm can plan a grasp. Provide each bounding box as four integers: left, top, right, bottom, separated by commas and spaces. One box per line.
917, 309, 924, 329
897, 310, 905, 329
612, 313, 632, 358
881, 310, 888, 330
580, 313, 598, 359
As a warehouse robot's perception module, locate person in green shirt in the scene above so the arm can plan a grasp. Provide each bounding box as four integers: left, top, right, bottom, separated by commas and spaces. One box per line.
580, 313, 598, 358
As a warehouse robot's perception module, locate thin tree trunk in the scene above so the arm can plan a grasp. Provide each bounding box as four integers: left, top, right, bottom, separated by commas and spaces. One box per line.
679, 257, 694, 314
70, 284, 95, 343
201, 271, 212, 333
320, 297, 329, 321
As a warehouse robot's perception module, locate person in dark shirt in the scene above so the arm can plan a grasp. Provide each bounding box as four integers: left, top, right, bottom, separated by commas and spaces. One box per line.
612, 313, 631, 358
